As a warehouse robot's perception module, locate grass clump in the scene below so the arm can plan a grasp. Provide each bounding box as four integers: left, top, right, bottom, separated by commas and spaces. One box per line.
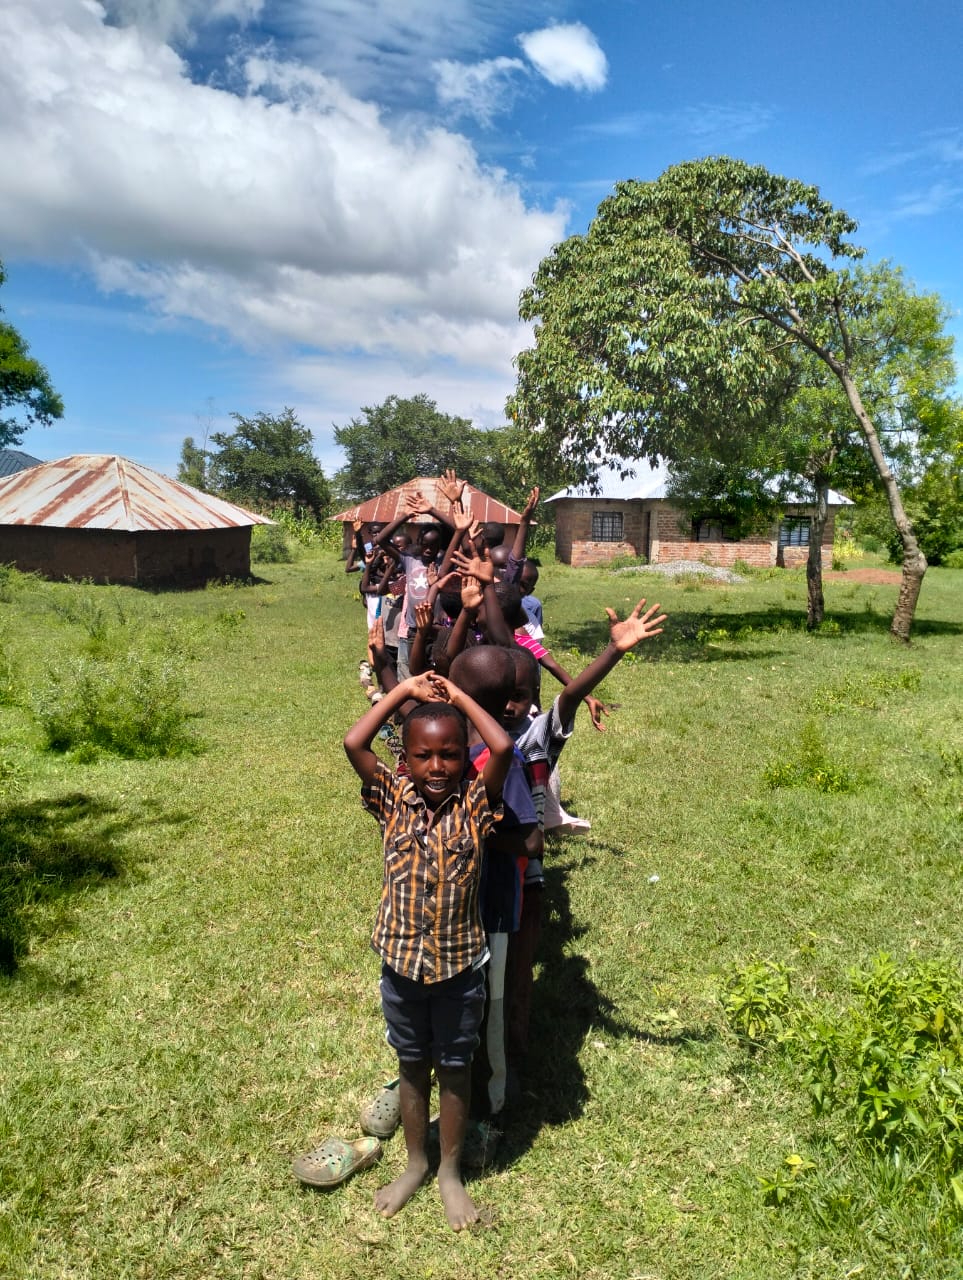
811, 667, 922, 713
31, 653, 197, 759
763, 718, 859, 793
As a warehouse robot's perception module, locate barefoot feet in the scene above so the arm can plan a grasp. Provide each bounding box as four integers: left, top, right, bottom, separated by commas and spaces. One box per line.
438, 1168, 479, 1231
373, 1156, 429, 1218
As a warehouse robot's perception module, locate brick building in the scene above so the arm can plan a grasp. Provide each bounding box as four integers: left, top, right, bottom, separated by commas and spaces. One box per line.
547, 462, 851, 569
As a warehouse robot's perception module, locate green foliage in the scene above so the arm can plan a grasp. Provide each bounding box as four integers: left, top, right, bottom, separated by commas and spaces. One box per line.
48, 588, 132, 658
811, 667, 922, 713
510, 158, 958, 637
726, 952, 963, 1219
250, 524, 294, 564
32, 654, 197, 759
763, 719, 859, 793
722, 957, 795, 1047
266, 507, 323, 546
944, 549, 963, 569
177, 434, 209, 490
198, 408, 331, 519
0, 260, 64, 446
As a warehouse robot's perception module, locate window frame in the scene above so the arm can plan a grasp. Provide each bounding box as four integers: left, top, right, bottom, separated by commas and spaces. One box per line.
591, 510, 624, 542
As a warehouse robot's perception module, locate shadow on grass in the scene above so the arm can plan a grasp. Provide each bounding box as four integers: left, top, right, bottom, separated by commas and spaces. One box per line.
0, 792, 188, 976
553, 603, 963, 665
488, 855, 714, 1172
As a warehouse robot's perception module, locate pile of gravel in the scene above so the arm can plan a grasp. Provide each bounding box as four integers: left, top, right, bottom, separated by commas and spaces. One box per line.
614, 558, 747, 584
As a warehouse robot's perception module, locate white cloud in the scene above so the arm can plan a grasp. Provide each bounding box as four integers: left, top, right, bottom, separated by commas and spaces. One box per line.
104, 0, 264, 43
0, 0, 565, 377
518, 21, 607, 92
433, 55, 527, 126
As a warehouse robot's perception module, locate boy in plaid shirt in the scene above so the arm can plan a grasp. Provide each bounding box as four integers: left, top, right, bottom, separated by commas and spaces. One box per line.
344, 671, 513, 1230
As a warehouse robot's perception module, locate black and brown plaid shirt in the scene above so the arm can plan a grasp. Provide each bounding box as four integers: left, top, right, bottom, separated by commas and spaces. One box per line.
362, 760, 499, 984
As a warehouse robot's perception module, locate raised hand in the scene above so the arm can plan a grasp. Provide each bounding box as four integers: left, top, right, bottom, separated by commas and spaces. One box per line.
460, 573, 483, 612
414, 601, 434, 633
451, 546, 495, 586
405, 490, 431, 516
520, 485, 540, 522
405, 672, 445, 703
437, 468, 466, 505
605, 598, 667, 652
452, 507, 474, 532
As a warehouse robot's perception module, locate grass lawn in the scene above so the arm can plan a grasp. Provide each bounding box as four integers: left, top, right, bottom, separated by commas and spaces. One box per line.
1, 550, 961, 1279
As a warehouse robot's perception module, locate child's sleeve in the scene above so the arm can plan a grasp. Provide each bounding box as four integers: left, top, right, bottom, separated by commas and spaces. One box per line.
360, 758, 397, 821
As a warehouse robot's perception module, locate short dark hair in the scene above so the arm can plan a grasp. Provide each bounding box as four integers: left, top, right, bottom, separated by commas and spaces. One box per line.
510, 645, 540, 697
479, 521, 505, 548
402, 701, 468, 751
449, 646, 515, 718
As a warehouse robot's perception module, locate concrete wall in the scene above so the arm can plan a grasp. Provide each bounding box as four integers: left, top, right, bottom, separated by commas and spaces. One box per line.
554, 500, 837, 569
0, 525, 253, 585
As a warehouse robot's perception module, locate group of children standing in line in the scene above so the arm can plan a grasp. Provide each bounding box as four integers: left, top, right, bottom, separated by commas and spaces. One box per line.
294, 472, 666, 1231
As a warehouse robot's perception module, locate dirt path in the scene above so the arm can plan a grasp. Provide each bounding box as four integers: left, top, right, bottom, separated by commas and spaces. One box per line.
823, 567, 902, 585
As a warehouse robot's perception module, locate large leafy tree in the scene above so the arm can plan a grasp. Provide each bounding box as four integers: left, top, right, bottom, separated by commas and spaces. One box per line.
509, 157, 956, 640
0, 261, 63, 446
197, 408, 331, 519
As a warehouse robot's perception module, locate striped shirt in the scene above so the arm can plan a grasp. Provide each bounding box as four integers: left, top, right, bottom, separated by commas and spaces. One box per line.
362, 760, 499, 984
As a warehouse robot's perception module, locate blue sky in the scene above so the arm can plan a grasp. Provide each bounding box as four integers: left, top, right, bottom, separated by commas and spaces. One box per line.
2, 0, 961, 481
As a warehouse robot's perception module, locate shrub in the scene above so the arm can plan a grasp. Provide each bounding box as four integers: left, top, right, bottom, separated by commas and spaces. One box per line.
251, 524, 294, 563
32, 654, 198, 758
944, 549, 963, 570
723, 952, 963, 1217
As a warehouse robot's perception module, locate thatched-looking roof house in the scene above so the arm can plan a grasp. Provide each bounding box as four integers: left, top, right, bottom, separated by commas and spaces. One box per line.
0, 454, 272, 585
332, 478, 523, 553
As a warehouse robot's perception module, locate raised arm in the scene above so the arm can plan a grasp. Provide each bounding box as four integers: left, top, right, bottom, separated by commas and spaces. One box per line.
345, 519, 366, 573
556, 598, 667, 726
505, 486, 540, 581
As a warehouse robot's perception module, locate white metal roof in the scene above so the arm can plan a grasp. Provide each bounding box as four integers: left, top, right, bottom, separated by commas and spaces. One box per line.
546, 460, 852, 506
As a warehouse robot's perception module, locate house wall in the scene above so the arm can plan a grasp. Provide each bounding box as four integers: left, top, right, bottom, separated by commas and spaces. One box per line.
0, 526, 252, 585
552, 499, 648, 568
554, 500, 837, 568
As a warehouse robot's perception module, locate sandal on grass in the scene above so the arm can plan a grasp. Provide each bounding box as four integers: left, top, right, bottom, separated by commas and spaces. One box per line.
359, 1079, 401, 1138
292, 1136, 382, 1187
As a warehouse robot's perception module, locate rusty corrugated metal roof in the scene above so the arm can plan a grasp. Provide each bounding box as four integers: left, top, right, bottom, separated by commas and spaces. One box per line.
332, 478, 522, 525
0, 455, 274, 531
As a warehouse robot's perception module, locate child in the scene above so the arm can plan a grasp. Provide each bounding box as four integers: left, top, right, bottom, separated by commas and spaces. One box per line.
343, 671, 514, 1231
448, 646, 541, 1121
502, 597, 667, 1074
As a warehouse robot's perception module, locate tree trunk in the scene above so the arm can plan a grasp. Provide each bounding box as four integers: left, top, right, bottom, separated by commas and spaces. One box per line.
805, 484, 828, 629
836, 372, 926, 641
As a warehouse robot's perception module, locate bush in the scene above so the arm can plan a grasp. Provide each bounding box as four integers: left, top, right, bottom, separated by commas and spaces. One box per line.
32, 654, 198, 758
251, 524, 294, 563
943, 549, 963, 570
723, 952, 963, 1218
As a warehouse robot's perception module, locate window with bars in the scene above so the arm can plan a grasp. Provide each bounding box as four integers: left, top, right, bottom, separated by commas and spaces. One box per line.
779, 517, 811, 547
692, 518, 737, 542
591, 511, 624, 541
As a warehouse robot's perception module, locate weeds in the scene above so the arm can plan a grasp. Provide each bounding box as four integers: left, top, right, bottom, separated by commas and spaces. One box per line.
811, 668, 922, 713
723, 952, 963, 1217
763, 719, 859, 793
32, 654, 198, 758
251, 523, 294, 563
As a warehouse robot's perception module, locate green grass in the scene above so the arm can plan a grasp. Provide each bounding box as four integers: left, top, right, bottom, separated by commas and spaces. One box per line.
1, 554, 961, 1278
